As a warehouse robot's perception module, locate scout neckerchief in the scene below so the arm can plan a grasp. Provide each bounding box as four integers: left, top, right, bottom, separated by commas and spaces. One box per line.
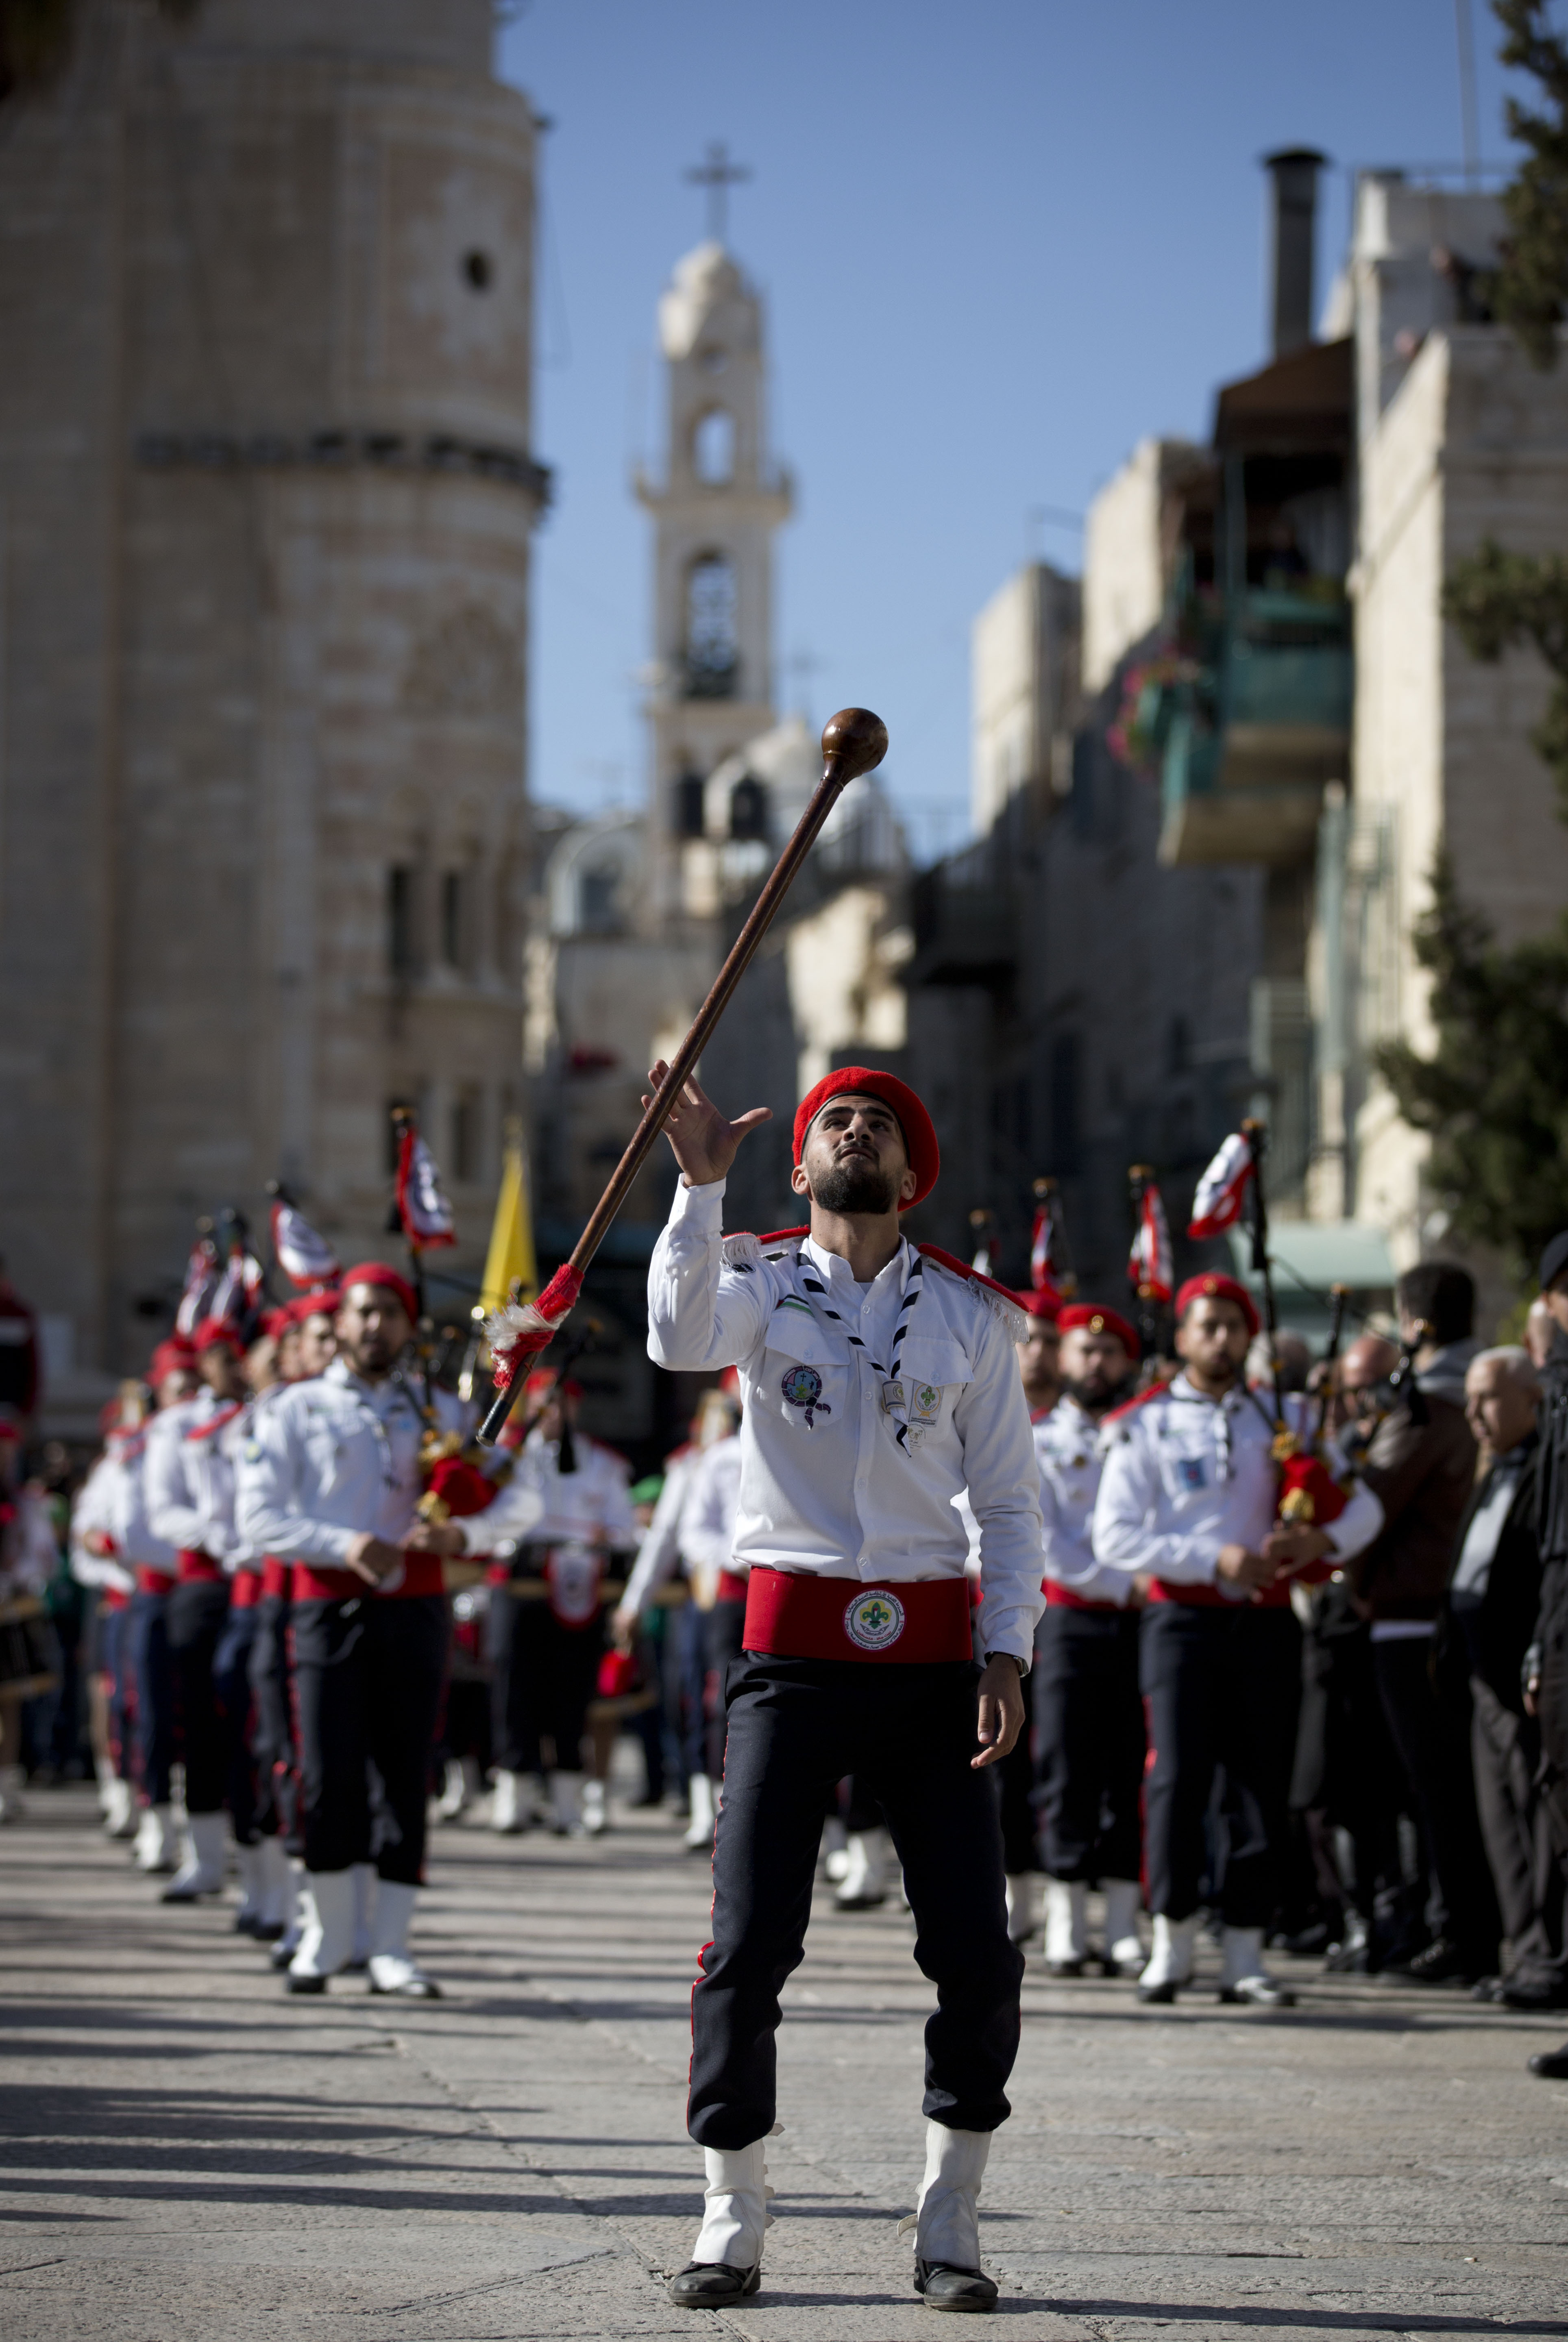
796, 1240, 925, 1454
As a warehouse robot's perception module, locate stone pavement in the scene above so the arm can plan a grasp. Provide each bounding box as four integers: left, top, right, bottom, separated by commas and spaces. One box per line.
3, 1784, 1568, 2342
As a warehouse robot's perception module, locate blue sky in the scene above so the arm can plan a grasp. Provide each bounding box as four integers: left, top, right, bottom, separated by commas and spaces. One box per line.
501, 0, 1524, 861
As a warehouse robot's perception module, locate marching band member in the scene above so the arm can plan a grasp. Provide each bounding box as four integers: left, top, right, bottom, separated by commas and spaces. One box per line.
237, 1266, 455, 1998
1031, 1304, 1146, 1977
143, 1317, 250, 1902
123, 1339, 200, 1874
459, 1370, 633, 1837
70, 1393, 143, 1839
1093, 1274, 1384, 2008
645, 1062, 1044, 2315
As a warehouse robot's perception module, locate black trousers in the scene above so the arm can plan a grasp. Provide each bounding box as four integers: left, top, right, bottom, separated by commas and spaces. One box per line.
688, 1654, 1022, 2150
486, 1594, 603, 1774
167, 1580, 231, 1816
127, 1588, 174, 1805
1141, 1600, 1300, 1928
1290, 1594, 1404, 1924
247, 1591, 297, 1843
98, 1602, 134, 1783
211, 1597, 258, 1843
1374, 1637, 1500, 1967
291, 1594, 447, 1883
703, 1597, 747, 1780
1034, 1604, 1144, 1883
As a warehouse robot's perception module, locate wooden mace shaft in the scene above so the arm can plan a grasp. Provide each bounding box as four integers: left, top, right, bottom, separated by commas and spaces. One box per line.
475, 708, 888, 1445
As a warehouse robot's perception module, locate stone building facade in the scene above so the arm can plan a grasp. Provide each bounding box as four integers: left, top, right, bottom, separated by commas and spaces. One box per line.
0, 0, 546, 1418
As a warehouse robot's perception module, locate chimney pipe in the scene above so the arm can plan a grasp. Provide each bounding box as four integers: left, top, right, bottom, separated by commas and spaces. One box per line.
1264, 148, 1326, 359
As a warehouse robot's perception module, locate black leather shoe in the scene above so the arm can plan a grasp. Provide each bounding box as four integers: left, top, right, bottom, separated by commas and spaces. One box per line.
251, 1921, 285, 1943
1136, 1976, 1184, 2004
915, 2259, 998, 2312
666, 2261, 760, 2309
1044, 1957, 1086, 1979
1219, 1976, 1296, 2009
1527, 2047, 1568, 2079
283, 1971, 327, 1995
1501, 1975, 1568, 2011
269, 1939, 300, 1970
1387, 1937, 1477, 1987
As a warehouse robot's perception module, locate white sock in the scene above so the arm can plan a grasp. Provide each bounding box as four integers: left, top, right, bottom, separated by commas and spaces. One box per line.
351, 1861, 376, 1960
914, 2120, 989, 2271
1141, 1913, 1198, 1987
693, 2140, 772, 2267
1102, 1877, 1143, 1963
1220, 1924, 1267, 1988
1043, 1876, 1087, 1962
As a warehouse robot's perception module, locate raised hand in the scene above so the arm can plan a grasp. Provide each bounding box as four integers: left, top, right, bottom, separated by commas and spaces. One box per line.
642, 1061, 771, 1187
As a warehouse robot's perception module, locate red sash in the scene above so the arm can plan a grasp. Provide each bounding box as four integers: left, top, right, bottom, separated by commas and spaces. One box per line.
716, 1568, 749, 1604
260, 1556, 292, 1601
135, 1567, 174, 1595
230, 1568, 261, 1611
1045, 1579, 1122, 1614
742, 1566, 973, 1665
177, 1550, 226, 1587
293, 1552, 445, 1603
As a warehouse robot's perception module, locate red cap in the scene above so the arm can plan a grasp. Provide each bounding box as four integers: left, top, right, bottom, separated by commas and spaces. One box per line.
524, 1367, 583, 1401
191, 1317, 246, 1360
1174, 1271, 1260, 1339
792, 1067, 939, 1210
260, 1308, 293, 1342
337, 1262, 418, 1322
287, 1286, 339, 1325
1011, 1287, 1061, 1323
1058, 1302, 1139, 1355
148, 1337, 198, 1385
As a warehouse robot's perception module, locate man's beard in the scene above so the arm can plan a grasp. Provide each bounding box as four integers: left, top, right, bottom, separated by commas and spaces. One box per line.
810, 1158, 899, 1216
1063, 1369, 1135, 1417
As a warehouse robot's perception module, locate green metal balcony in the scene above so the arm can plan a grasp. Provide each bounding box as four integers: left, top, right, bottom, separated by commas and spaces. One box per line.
1156, 589, 1351, 866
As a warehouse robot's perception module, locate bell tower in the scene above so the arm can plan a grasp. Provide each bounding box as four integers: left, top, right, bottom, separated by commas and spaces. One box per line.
636, 155, 791, 923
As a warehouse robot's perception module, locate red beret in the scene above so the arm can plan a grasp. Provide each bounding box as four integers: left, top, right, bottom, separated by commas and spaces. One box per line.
524, 1367, 583, 1401
1058, 1302, 1139, 1354
191, 1316, 246, 1359
1011, 1288, 1062, 1323
338, 1262, 418, 1322
1175, 1272, 1260, 1339
792, 1066, 939, 1210
288, 1286, 339, 1325
148, 1337, 198, 1384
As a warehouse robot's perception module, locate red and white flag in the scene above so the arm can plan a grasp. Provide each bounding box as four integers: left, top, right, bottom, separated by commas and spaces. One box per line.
174, 1236, 220, 1337
1187, 1131, 1254, 1241
209, 1243, 265, 1328
270, 1199, 340, 1289
1029, 1200, 1058, 1292
396, 1125, 456, 1250
1128, 1182, 1173, 1302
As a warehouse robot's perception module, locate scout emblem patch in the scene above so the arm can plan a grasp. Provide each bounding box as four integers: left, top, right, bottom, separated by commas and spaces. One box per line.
781, 1364, 831, 1428
844, 1587, 906, 1652
910, 1381, 942, 1426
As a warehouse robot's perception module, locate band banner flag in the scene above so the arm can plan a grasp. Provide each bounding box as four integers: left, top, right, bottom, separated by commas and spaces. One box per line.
1187, 1130, 1255, 1241
270, 1199, 340, 1289
1129, 1181, 1174, 1301
174, 1236, 220, 1336
209, 1242, 265, 1327
396, 1125, 457, 1251
1029, 1201, 1058, 1292
480, 1137, 538, 1316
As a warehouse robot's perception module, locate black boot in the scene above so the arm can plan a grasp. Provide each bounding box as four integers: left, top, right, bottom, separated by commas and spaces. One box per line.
667, 2260, 760, 2309
915, 2259, 999, 2313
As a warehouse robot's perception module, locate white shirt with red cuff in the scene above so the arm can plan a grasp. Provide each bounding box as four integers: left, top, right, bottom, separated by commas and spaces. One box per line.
645, 1175, 1045, 1665
457, 1430, 633, 1558
618, 1443, 701, 1618
144, 1387, 249, 1565
1092, 1374, 1383, 1591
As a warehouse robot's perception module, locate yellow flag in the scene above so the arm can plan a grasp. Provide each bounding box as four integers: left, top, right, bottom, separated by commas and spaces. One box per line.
479, 1133, 538, 1315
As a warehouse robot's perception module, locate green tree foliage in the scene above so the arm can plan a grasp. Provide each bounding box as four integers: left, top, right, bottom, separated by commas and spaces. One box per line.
1376, 860, 1568, 1277
1490, 0, 1568, 367
1443, 538, 1568, 821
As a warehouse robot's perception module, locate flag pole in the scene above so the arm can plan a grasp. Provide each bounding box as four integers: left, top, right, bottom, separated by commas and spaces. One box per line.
1127, 1163, 1157, 1360
1240, 1117, 1285, 1428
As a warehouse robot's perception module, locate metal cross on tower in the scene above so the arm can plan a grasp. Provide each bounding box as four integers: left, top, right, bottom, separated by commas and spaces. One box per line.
684, 140, 751, 243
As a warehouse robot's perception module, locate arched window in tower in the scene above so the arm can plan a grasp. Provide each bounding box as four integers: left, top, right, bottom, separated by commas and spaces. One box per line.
693, 407, 734, 485
730, 773, 768, 841
685, 553, 738, 699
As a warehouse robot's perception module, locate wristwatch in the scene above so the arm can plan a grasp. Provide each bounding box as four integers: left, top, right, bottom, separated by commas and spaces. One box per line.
984, 1649, 1028, 1680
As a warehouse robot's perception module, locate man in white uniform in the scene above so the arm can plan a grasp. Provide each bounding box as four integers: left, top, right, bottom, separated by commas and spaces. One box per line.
645, 1060, 1044, 2315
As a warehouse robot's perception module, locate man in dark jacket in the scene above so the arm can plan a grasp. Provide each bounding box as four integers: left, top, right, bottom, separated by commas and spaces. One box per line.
1354, 1262, 1499, 1984
1445, 1348, 1560, 2008
1524, 1231, 1568, 2076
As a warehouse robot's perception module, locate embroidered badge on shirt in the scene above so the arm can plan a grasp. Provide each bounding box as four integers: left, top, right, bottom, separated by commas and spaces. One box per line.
844, 1588, 906, 1652
910, 1381, 942, 1426
1178, 1457, 1206, 1490
781, 1364, 831, 1428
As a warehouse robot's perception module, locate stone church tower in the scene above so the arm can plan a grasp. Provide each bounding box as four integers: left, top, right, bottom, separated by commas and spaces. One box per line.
636, 238, 791, 927
0, 0, 545, 1411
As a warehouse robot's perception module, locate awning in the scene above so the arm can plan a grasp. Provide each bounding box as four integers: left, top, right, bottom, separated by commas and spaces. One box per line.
1226, 1218, 1397, 1345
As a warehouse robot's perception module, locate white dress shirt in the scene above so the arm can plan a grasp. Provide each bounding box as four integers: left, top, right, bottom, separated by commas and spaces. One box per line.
70, 1449, 136, 1594
1093, 1374, 1383, 1595
144, 1388, 248, 1564
1036, 1397, 1131, 1607
681, 1432, 746, 1602
235, 1358, 425, 1568
619, 1443, 701, 1617
645, 1176, 1045, 1663
459, 1430, 634, 1557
